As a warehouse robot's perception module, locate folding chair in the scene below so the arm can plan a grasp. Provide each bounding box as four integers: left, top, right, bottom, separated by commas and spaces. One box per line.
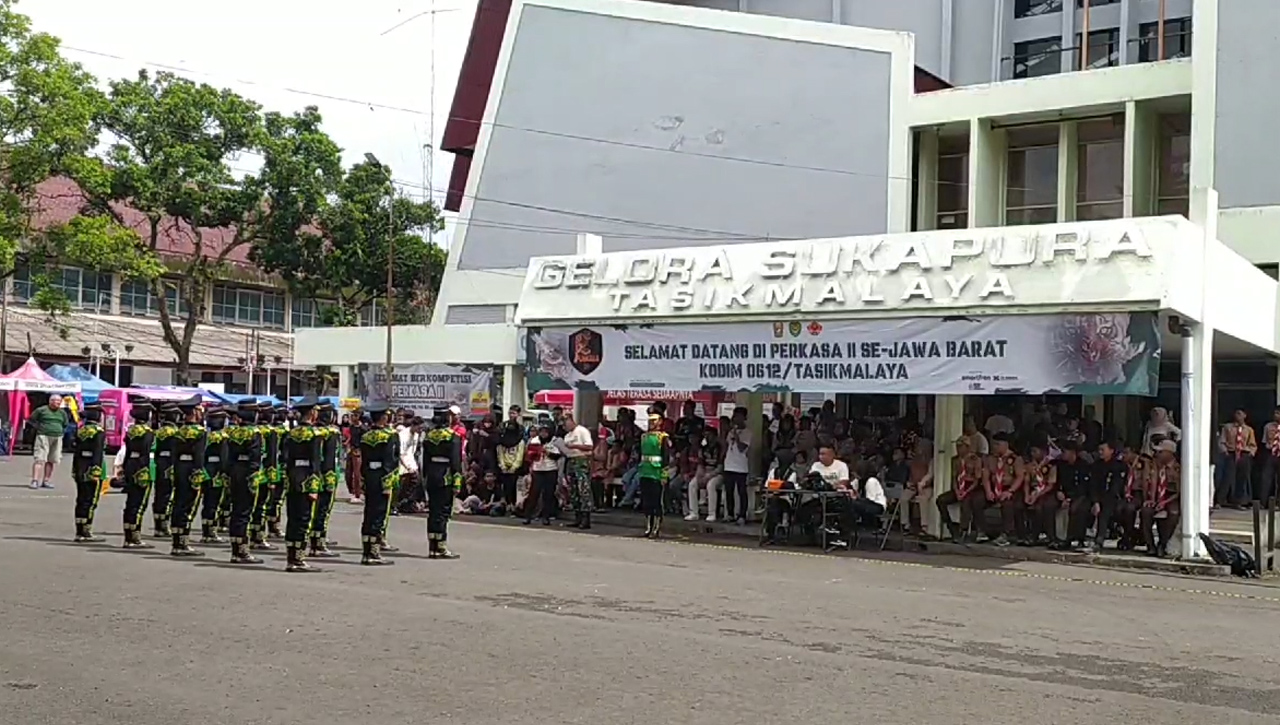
879, 495, 902, 551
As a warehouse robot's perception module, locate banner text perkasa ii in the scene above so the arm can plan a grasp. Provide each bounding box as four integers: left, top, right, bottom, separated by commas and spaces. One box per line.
528, 227, 1154, 315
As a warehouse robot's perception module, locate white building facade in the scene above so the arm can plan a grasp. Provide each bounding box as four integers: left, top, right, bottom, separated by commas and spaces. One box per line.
295, 0, 1280, 557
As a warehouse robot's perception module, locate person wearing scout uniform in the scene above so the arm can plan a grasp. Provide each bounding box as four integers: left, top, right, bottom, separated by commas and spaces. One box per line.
637, 414, 671, 539
151, 404, 181, 538
309, 401, 342, 559
198, 406, 230, 544
423, 410, 463, 559
120, 396, 156, 549
1141, 439, 1181, 558
359, 402, 399, 565
168, 395, 209, 557
225, 399, 266, 564
283, 396, 324, 572
71, 402, 108, 543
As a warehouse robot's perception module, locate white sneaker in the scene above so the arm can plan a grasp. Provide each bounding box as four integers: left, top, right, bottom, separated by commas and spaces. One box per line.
705, 515, 717, 523
736, 517, 746, 526
349, 495, 363, 504
683, 513, 699, 521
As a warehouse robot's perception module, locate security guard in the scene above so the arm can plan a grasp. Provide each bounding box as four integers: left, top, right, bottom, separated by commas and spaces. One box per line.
359, 402, 398, 566
120, 396, 156, 549
263, 403, 288, 540
226, 399, 265, 564
71, 402, 107, 543
309, 401, 341, 559
283, 396, 323, 572
151, 404, 181, 538
168, 395, 208, 557
423, 410, 463, 559
198, 406, 230, 544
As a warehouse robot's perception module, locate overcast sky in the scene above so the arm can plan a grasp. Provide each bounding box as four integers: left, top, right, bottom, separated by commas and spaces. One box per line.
24, 0, 477, 246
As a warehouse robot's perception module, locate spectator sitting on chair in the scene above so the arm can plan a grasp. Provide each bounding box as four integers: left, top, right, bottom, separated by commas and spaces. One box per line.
849, 460, 888, 528
29, 395, 69, 490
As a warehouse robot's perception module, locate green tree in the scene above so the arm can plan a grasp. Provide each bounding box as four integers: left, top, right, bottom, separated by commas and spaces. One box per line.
0, 0, 151, 321
72, 70, 342, 382
250, 157, 445, 327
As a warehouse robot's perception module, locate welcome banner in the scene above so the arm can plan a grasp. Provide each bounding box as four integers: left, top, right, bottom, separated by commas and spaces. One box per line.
525, 313, 1160, 396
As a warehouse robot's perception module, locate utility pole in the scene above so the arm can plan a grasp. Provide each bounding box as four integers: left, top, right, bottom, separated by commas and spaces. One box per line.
0, 278, 9, 372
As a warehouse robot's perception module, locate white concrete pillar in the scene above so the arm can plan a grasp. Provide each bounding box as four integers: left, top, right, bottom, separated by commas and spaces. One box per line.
1057, 120, 1079, 222
1124, 99, 1157, 218
576, 233, 602, 256
576, 390, 602, 429
1180, 322, 1213, 560
930, 394, 965, 537
968, 118, 1005, 228
501, 364, 527, 412
337, 365, 355, 398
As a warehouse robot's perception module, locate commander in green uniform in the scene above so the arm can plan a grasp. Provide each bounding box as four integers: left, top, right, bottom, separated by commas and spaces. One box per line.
638, 414, 671, 539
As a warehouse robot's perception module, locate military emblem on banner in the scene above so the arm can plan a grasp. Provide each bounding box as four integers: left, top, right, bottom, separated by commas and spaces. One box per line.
807, 321, 823, 336
569, 328, 603, 375
772, 322, 785, 338
788, 321, 802, 337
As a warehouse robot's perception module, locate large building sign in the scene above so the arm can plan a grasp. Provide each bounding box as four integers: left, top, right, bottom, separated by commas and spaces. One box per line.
525, 313, 1161, 396
515, 220, 1180, 322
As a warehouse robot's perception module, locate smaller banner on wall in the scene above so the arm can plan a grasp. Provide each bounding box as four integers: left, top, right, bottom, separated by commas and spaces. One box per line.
358, 363, 494, 417
525, 313, 1161, 397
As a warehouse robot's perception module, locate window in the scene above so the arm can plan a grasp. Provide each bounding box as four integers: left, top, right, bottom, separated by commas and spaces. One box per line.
1076, 119, 1125, 221
212, 285, 286, 328
13, 265, 112, 312
1075, 28, 1120, 70
1015, 0, 1062, 18
359, 301, 385, 327
1156, 113, 1190, 217
1138, 18, 1192, 62
120, 279, 187, 317
1012, 37, 1063, 79
291, 298, 332, 329
1005, 125, 1059, 226
935, 135, 968, 230
1076, 0, 1119, 6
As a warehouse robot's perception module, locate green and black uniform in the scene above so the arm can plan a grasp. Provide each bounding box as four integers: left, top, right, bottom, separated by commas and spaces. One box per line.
226, 402, 266, 563
199, 412, 230, 543
283, 399, 323, 572
151, 415, 180, 537
310, 404, 341, 558
638, 429, 669, 538
359, 411, 399, 565
423, 420, 463, 558
71, 408, 107, 542
168, 396, 209, 557
121, 398, 155, 548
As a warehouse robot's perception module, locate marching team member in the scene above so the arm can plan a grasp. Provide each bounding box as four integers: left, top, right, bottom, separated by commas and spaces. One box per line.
360, 402, 398, 565
283, 396, 323, 573
151, 404, 180, 538
423, 410, 463, 559
71, 402, 107, 543
226, 399, 266, 565
261, 402, 287, 540
120, 396, 156, 549
168, 396, 208, 557
198, 407, 230, 544
310, 401, 341, 559
637, 414, 670, 539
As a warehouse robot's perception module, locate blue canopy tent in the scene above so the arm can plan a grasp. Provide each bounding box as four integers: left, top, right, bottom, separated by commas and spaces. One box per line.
45, 364, 111, 403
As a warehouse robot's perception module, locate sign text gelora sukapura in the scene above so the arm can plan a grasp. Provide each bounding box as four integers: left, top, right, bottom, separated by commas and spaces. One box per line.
528, 229, 1153, 314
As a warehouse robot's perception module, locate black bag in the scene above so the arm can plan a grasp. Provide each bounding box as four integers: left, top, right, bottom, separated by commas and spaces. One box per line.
1198, 533, 1258, 578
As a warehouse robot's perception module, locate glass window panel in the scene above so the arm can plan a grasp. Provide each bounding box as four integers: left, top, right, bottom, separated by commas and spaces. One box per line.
1076, 201, 1124, 221
1005, 206, 1058, 226
1006, 130, 1059, 210
1138, 18, 1192, 62
236, 289, 262, 325
1077, 120, 1124, 207
1156, 197, 1189, 218
1013, 37, 1063, 79
936, 212, 968, 230
1015, 0, 1062, 19
1075, 29, 1120, 70
936, 153, 968, 214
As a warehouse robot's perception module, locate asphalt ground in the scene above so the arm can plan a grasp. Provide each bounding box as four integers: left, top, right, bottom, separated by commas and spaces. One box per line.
3, 466, 1280, 724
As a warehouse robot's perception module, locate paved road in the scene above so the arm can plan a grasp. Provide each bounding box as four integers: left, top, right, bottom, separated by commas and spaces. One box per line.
3, 470, 1280, 724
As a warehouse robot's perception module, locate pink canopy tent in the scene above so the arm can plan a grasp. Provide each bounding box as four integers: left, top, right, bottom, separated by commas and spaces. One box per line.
2, 358, 81, 448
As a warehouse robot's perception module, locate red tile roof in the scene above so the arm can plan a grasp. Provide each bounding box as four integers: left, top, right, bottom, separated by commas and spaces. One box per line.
32, 176, 254, 265
440, 0, 953, 212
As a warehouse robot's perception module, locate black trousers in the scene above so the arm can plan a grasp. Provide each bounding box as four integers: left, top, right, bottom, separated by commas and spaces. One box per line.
973, 495, 1025, 538
267, 480, 286, 527
528, 469, 558, 522
639, 476, 664, 517
722, 471, 748, 520
1259, 457, 1278, 504
935, 490, 977, 533
426, 472, 453, 544
168, 468, 200, 535
73, 465, 104, 528
250, 480, 273, 537
227, 469, 258, 542
1028, 496, 1063, 542
200, 478, 226, 527
152, 461, 174, 525
1140, 502, 1180, 554
121, 469, 152, 534
848, 498, 884, 528
361, 473, 392, 542
312, 487, 336, 541
499, 472, 519, 506
1114, 495, 1143, 546
284, 487, 314, 549
1218, 454, 1253, 505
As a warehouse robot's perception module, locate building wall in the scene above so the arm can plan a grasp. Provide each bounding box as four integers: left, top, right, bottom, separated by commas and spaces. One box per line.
1212, 0, 1280, 209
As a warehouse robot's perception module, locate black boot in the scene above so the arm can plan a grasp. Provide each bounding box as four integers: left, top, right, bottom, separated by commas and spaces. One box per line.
641, 515, 655, 538
200, 522, 226, 544
361, 539, 393, 566
74, 523, 101, 543
285, 544, 318, 572
153, 517, 171, 539
650, 516, 663, 540
266, 521, 284, 540
571, 511, 584, 528
309, 536, 340, 558
170, 532, 204, 557
230, 540, 263, 564
248, 528, 275, 550
580, 512, 592, 531
123, 527, 153, 549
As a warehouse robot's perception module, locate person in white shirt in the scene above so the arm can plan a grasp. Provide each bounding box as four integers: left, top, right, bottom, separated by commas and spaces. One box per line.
808, 444, 850, 489
850, 460, 888, 526
722, 407, 752, 524
561, 413, 595, 528
397, 418, 423, 512
526, 422, 560, 526
962, 416, 990, 456
985, 411, 1015, 438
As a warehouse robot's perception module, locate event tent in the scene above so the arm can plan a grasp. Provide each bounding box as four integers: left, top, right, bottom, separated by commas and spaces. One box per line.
1, 358, 81, 449
45, 364, 110, 403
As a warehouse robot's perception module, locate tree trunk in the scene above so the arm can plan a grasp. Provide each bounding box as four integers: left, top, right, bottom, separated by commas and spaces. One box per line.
174, 353, 193, 387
